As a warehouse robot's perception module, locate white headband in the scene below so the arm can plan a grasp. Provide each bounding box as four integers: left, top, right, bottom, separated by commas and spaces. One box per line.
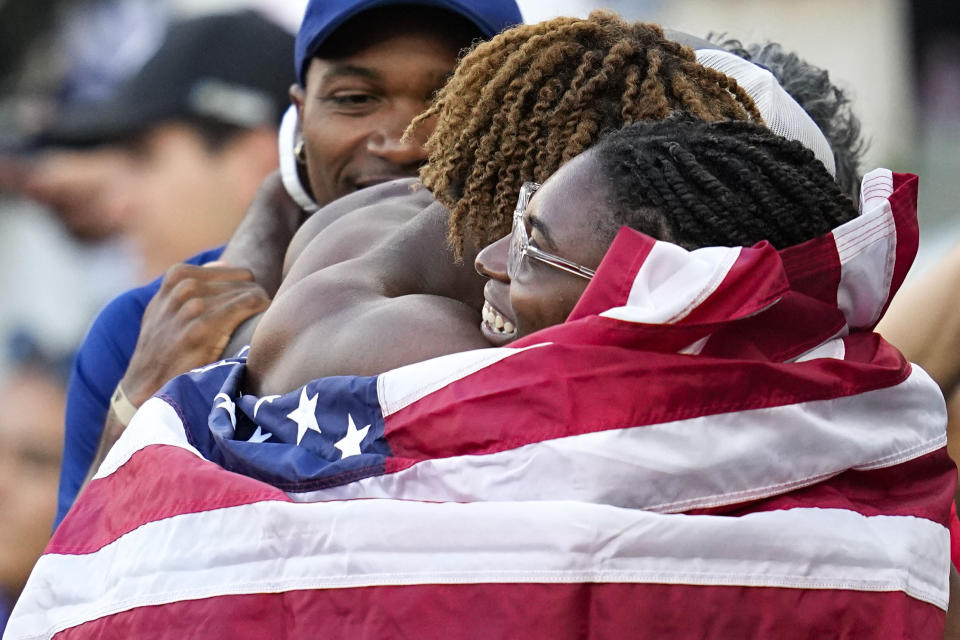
695, 48, 837, 177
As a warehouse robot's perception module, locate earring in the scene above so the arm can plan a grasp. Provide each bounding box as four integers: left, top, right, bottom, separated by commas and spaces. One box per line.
294, 138, 306, 164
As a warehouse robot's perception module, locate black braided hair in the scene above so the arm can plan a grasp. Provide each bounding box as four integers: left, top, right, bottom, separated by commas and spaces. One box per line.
709, 36, 866, 200
590, 117, 858, 250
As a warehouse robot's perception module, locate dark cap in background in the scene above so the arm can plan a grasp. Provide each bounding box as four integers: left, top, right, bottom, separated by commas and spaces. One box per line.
42, 10, 294, 147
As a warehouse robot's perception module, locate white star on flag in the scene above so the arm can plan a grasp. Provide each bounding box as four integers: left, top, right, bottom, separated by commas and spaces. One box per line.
287, 386, 321, 445
213, 393, 237, 428
333, 413, 371, 459
253, 395, 280, 418
246, 426, 272, 443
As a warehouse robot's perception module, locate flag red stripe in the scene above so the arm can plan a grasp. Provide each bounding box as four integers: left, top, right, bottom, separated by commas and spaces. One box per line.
384, 337, 910, 461
51, 445, 286, 555
881, 173, 919, 324
53, 582, 943, 640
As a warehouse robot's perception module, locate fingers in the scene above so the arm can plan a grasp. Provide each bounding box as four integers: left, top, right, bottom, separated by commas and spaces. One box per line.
159, 262, 258, 293
178, 286, 271, 348
123, 262, 273, 404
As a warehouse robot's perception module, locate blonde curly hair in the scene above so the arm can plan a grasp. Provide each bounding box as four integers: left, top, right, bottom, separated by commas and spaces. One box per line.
408, 11, 763, 258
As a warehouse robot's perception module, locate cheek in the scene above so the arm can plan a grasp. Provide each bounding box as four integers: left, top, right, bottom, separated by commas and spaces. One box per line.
511, 280, 588, 337
301, 112, 368, 201
510, 287, 569, 337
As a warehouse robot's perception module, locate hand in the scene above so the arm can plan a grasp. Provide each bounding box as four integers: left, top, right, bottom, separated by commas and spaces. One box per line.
120, 262, 271, 407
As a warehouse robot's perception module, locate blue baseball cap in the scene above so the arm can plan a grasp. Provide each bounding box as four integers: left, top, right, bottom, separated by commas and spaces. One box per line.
294, 0, 523, 85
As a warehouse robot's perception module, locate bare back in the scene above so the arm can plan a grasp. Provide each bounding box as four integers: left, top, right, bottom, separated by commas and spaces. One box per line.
246, 179, 489, 394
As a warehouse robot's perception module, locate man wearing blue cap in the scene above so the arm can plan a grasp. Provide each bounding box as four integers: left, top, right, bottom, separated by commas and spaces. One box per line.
55, 0, 523, 527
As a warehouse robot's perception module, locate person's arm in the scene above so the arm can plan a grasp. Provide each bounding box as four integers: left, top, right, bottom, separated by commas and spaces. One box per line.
77, 263, 271, 485
117, 262, 271, 408
878, 241, 960, 393
215, 171, 309, 357
218, 170, 308, 299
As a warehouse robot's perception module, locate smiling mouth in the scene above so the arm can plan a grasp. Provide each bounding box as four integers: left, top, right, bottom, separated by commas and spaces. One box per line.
482, 301, 516, 336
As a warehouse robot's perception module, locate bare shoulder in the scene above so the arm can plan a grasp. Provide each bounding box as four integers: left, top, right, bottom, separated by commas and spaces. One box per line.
248, 283, 488, 394
283, 179, 434, 275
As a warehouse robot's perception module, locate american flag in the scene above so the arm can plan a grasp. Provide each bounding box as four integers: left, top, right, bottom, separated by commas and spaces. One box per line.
6, 169, 953, 639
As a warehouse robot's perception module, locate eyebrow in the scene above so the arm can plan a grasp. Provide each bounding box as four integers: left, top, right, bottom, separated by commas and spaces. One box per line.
527, 213, 558, 252
320, 64, 382, 84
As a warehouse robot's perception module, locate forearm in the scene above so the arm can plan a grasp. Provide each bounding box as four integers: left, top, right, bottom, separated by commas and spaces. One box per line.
80, 409, 125, 495
219, 171, 307, 297
878, 241, 960, 392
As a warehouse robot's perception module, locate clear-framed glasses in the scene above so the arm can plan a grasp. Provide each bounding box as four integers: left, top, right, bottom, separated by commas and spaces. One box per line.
508, 182, 596, 281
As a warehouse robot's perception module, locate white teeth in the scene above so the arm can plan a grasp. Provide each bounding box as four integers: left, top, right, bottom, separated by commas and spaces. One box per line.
482, 301, 515, 335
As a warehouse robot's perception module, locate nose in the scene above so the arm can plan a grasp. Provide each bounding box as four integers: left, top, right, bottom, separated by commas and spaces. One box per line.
366, 107, 429, 168
475, 234, 511, 283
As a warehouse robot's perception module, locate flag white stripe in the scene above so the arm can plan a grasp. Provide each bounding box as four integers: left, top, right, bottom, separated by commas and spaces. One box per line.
790, 334, 847, 363
377, 343, 550, 416
836, 168, 896, 329
859, 167, 895, 211
93, 397, 203, 480
295, 367, 945, 512
599, 243, 741, 325
6, 500, 948, 640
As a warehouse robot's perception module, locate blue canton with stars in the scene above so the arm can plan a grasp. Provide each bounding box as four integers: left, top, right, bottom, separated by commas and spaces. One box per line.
157, 355, 391, 493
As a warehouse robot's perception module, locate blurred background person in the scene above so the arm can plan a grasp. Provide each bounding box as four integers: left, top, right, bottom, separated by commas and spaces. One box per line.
0, 7, 301, 620
24, 9, 294, 283
0, 337, 71, 636
0, 1, 298, 384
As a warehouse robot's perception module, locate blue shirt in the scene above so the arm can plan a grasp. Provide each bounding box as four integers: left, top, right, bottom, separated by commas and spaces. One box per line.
55, 247, 224, 528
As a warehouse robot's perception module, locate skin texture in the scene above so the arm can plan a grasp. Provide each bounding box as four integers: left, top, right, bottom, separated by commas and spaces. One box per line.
245, 179, 490, 394
475, 152, 612, 345
0, 370, 65, 600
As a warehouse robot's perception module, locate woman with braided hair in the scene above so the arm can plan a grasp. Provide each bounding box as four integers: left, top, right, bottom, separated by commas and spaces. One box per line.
410, 10, 762, 259
475, 117, 857, 342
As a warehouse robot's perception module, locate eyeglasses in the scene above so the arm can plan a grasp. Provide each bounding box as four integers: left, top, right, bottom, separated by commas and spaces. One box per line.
508, 182, 596, 281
